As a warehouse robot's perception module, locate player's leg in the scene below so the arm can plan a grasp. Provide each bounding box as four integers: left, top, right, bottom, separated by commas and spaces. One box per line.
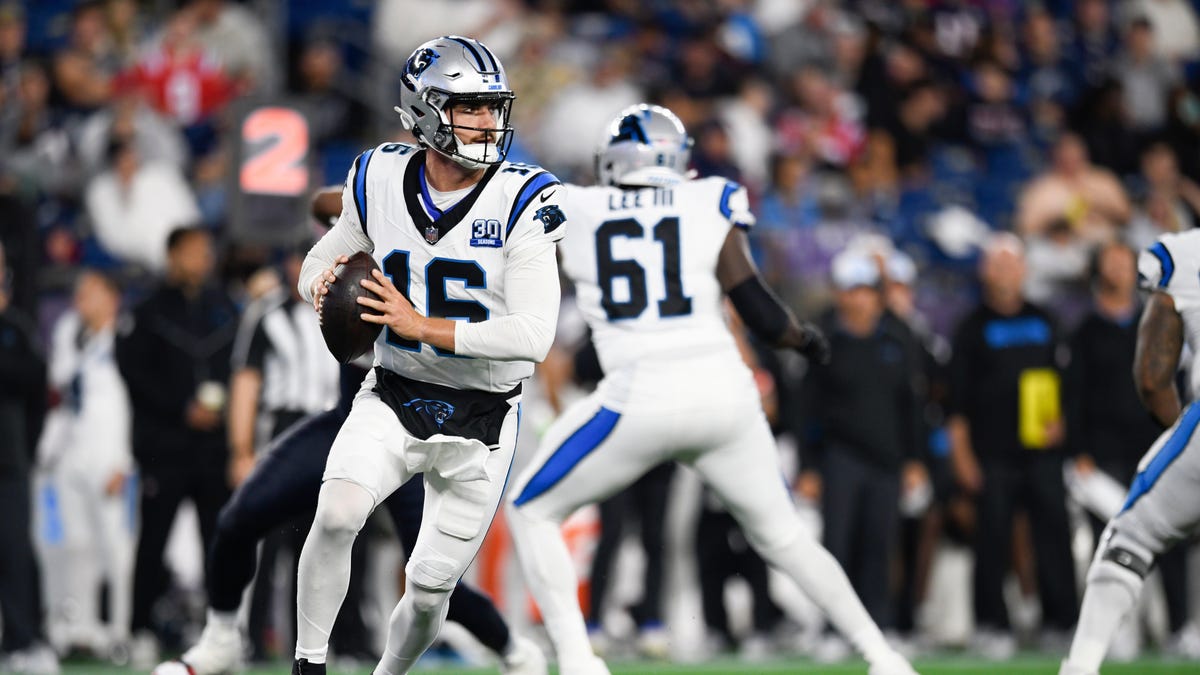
181, 410, 343, 673
507, 396, 661, 673
95, 476, 134, 651
294, 396, 410, 669
374, 406, 520, 675
1062, 410, 1200, 674
687, 415, 914, 675
380, 475, 522, 663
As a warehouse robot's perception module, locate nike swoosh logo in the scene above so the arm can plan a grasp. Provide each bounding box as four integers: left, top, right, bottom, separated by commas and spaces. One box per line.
540, 190, 556, 203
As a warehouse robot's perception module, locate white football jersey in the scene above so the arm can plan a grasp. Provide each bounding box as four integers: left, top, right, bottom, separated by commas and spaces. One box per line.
1139, 229, 1200, 398
340, 143, 565, 393
558, 177, 754, 373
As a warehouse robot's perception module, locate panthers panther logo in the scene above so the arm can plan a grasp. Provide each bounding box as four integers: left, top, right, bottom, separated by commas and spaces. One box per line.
405, 48, 439, 81
612, 114, 649, 144
403, 398, 455, 427
534, 204, 567, 234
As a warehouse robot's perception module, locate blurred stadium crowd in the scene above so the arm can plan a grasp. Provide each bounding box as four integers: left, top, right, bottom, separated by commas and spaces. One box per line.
3, 0, 1200, 672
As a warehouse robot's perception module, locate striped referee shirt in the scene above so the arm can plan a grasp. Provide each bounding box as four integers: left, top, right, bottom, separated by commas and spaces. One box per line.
232, 289, 339, 423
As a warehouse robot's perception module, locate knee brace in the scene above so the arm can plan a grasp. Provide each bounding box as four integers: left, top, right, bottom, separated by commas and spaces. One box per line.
1089, 529, 1154, 598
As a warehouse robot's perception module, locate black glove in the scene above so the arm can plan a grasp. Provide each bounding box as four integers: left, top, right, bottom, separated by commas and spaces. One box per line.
796, 322, 831, 364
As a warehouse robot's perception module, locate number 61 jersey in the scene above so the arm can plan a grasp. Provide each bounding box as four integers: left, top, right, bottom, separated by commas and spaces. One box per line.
343, 142, 565, 393
558, 177, 755, 374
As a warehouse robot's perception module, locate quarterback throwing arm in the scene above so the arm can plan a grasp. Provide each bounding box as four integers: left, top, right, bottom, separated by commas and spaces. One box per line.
1062, 231, 1199, 675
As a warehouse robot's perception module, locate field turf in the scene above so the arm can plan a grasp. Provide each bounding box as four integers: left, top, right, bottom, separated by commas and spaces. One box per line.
55, 655, 1200, 674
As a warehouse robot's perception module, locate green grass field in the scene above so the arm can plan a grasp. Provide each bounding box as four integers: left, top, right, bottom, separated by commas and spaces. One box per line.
53, 656, 1200, 675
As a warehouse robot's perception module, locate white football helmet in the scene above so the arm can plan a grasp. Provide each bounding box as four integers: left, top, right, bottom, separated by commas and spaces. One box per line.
595, 104, 693, 187
394, 36, 515, 169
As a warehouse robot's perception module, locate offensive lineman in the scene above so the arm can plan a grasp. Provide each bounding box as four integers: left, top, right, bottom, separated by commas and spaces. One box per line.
1061, 229, 1200, 674
292, 36, 564, 675
506, 104, 917, 675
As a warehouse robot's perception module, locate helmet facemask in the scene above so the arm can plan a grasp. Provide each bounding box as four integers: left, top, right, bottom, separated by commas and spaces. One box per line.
393, 37, 518, 170
429, 92, 515, 169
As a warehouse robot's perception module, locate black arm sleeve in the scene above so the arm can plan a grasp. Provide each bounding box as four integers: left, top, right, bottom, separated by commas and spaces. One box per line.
727, 275, 789, 344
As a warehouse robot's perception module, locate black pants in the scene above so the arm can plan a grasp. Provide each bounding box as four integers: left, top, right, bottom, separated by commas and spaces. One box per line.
246, 411, 311, 659
207, 408, 511, 654
131, 448, 230, 635
695, 494, 782, 643
588, 462, 675, 628
974, 453, 1078, 631
0, 470, 42, 651
821, 449, 900, 630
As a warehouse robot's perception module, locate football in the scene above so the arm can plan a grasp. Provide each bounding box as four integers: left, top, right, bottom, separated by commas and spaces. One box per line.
151, 661, 196, 675
319, 251, 385, 364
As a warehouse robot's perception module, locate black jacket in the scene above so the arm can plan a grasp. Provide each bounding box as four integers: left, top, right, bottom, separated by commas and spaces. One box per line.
1067, 305, 1163, 482
802, 309, 926, 473
0, 308, 45, 474
115, 282, 237, 464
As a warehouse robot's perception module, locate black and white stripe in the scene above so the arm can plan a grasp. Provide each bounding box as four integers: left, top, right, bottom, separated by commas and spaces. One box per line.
232, 291, 340, 421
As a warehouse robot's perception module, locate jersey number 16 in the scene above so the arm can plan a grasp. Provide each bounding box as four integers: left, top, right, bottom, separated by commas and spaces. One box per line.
596, 217, 693, 321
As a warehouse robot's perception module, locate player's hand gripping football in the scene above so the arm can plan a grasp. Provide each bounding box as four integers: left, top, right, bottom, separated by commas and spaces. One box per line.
796, 321, 831, 364
357, 269, 425, 342
311, 255, 350, 314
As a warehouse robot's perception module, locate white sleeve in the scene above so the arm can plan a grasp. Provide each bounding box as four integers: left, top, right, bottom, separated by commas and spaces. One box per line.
454, 238, 561, 362
298, 155, 374, 304
298, 215, 374, 304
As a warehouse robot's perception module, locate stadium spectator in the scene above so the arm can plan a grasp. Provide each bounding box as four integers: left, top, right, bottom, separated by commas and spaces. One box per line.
51, 0, 118, 114
116, 227, 237, 667
0, 240, 57, 675
1113, 16, 1181, 135
117, 8, 235, 145
799, 250, 926, 650
1127, 142, 1200, 249
188, 0, 278, 95
38, 270, 133, 661
946, 234, 1077, 659
293, 36, 366, 151
0, 60, 79, 200
76, 92, 188, 177
0, 1, 25, 105
536, 46, 642, 178
1017, 133, 1130, 240
1065, 240, 1196, 656
85, 137, 200, 273
1068, 0, 1119, 89
1126, 0, 1200, 62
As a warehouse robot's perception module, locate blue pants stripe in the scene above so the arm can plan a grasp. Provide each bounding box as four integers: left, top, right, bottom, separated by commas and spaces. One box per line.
513, 407, 620, 506
1122, 402, 1200, 512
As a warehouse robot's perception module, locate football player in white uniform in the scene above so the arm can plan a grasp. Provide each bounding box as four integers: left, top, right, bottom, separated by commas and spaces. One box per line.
1061, 230, 1200, 674
292, 36, 563, 675
506, 104, 917, 675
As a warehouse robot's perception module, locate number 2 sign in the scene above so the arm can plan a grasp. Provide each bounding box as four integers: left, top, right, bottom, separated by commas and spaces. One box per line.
239, 106, 310, 197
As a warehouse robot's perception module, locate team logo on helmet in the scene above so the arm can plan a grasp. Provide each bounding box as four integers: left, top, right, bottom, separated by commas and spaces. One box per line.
403, 398, 455, 427
405, 48, 439, 84
613, 114, 649, 144
534, 204, 567, 234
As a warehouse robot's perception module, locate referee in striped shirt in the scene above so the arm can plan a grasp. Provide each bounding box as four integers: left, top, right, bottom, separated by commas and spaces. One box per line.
227, 245, 340, 661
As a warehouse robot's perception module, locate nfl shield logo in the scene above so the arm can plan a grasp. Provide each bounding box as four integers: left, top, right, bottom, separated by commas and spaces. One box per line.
424, 225, 440, 244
